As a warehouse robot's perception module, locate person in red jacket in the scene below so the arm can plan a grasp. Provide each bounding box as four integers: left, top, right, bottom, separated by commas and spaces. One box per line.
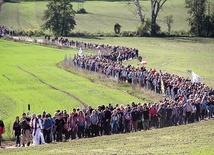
149, 104, 158, 128
0, 118, 4, 148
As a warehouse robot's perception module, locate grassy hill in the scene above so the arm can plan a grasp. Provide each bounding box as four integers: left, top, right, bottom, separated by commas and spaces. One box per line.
0, 37, 213, 139
0, 39, 144, 138
0, 0, 199, 33
1, 120, 214, 155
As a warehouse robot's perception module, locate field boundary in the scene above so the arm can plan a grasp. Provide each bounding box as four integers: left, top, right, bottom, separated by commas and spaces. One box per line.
17, 65, 88, 108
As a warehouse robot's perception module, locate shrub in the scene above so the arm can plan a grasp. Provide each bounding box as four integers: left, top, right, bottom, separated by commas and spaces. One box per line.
137, 19, 161, 37
114, 23, 121, 34
76, 8, 87, 14
21, 29, 44, 37
120, 31, 136, 37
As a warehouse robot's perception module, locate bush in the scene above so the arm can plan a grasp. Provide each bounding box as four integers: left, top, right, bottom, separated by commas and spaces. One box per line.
136, 21, 150, 37
20, 29, 44, 37
170, 30, 191, 37
120, 31, 136, 37
114, 23, 121, 34
76, 8, 87, 14
137, 19, 161, 37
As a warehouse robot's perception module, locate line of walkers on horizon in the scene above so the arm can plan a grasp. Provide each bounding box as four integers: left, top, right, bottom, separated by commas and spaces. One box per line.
13, 97, 214, 147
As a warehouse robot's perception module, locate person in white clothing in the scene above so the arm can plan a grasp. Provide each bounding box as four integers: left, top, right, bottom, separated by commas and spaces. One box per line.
37, 115, 45, 144
30, 114, 43, 146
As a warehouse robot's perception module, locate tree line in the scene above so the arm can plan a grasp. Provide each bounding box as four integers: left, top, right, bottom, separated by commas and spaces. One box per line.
42, 0, 214, 37
3, 0, 214, 37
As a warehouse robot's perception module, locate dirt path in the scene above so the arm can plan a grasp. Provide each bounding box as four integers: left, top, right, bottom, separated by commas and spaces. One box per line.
17, 66, 88, 109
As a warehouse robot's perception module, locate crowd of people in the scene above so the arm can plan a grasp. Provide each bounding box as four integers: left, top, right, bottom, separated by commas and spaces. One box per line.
0, 26, 9, 37
0, 29, 214, 148
72, 43, 214, 99
8, 96, 214, 147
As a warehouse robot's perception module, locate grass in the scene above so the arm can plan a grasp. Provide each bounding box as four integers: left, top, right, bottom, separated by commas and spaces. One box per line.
0, 35, 213, 138
1, 120, 214, 155
1, 0, 212, 32
0, 39, 143, 138
0, 36, 214, 139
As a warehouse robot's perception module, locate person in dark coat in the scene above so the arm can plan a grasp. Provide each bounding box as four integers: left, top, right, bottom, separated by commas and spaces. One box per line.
13, 116, 21, 147
103, 106, 111, 135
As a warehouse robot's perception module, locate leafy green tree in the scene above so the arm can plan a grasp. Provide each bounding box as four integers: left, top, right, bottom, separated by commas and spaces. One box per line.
42, 0, 76, 36
185, 0, 207, 36
203, 9, 214, 37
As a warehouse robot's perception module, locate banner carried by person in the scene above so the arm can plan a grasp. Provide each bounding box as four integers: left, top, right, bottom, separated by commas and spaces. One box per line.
79, 48, 84, 56
98, 50, 102, 60
192, 71, 200, 83
160, 76, 165, 96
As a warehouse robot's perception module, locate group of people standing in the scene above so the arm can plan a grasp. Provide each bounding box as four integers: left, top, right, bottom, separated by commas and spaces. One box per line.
9, 96, 214, 147
0, 26, 9, 37
12, 112, 52, 147
1, 32, 214, 148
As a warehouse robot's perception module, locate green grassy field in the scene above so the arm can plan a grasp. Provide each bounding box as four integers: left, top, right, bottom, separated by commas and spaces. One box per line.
0, 36, 213, 139
0, 39, 143, 138
1, 120, 214, 155
0, 0, 204, 33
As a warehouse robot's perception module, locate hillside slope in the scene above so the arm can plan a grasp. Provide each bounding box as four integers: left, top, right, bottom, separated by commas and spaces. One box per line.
0, 39, 142, 136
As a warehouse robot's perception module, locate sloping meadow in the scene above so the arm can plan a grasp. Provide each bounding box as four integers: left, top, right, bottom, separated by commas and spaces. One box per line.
0, 39, 142, 138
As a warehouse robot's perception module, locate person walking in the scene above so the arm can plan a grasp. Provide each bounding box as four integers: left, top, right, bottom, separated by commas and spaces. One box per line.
111, 109, 119, 134
13, 116, 21, 147
157, 103, 166, 128
90, 110, 99, 137
131, 107, 138, 132
68, 112, 77, 140
30, 114, 43, 146
43, 114, 52, 143
55, 113, 65, 142
103, 107, 111, 135
77, 111, 85, 138
0, 118, 4, 148
20, 113, 31, 147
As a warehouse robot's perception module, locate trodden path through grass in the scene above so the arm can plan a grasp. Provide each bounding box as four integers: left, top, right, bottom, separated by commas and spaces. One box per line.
17, 65, 88, 108
0, 39, 143, 139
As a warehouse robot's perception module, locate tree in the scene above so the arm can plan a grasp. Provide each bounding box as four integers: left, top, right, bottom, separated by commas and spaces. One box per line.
150, 0, 168, 36
203, 15, 213, 36
164, 15, 173, 33
134, 0, 145, 24
42, 0, 76, 36
185, 0, 207, 36
131, 0, 167, 36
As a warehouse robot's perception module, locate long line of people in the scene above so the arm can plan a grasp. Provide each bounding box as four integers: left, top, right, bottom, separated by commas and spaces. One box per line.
2, 29, 214, 147
12, 98, 214, 147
